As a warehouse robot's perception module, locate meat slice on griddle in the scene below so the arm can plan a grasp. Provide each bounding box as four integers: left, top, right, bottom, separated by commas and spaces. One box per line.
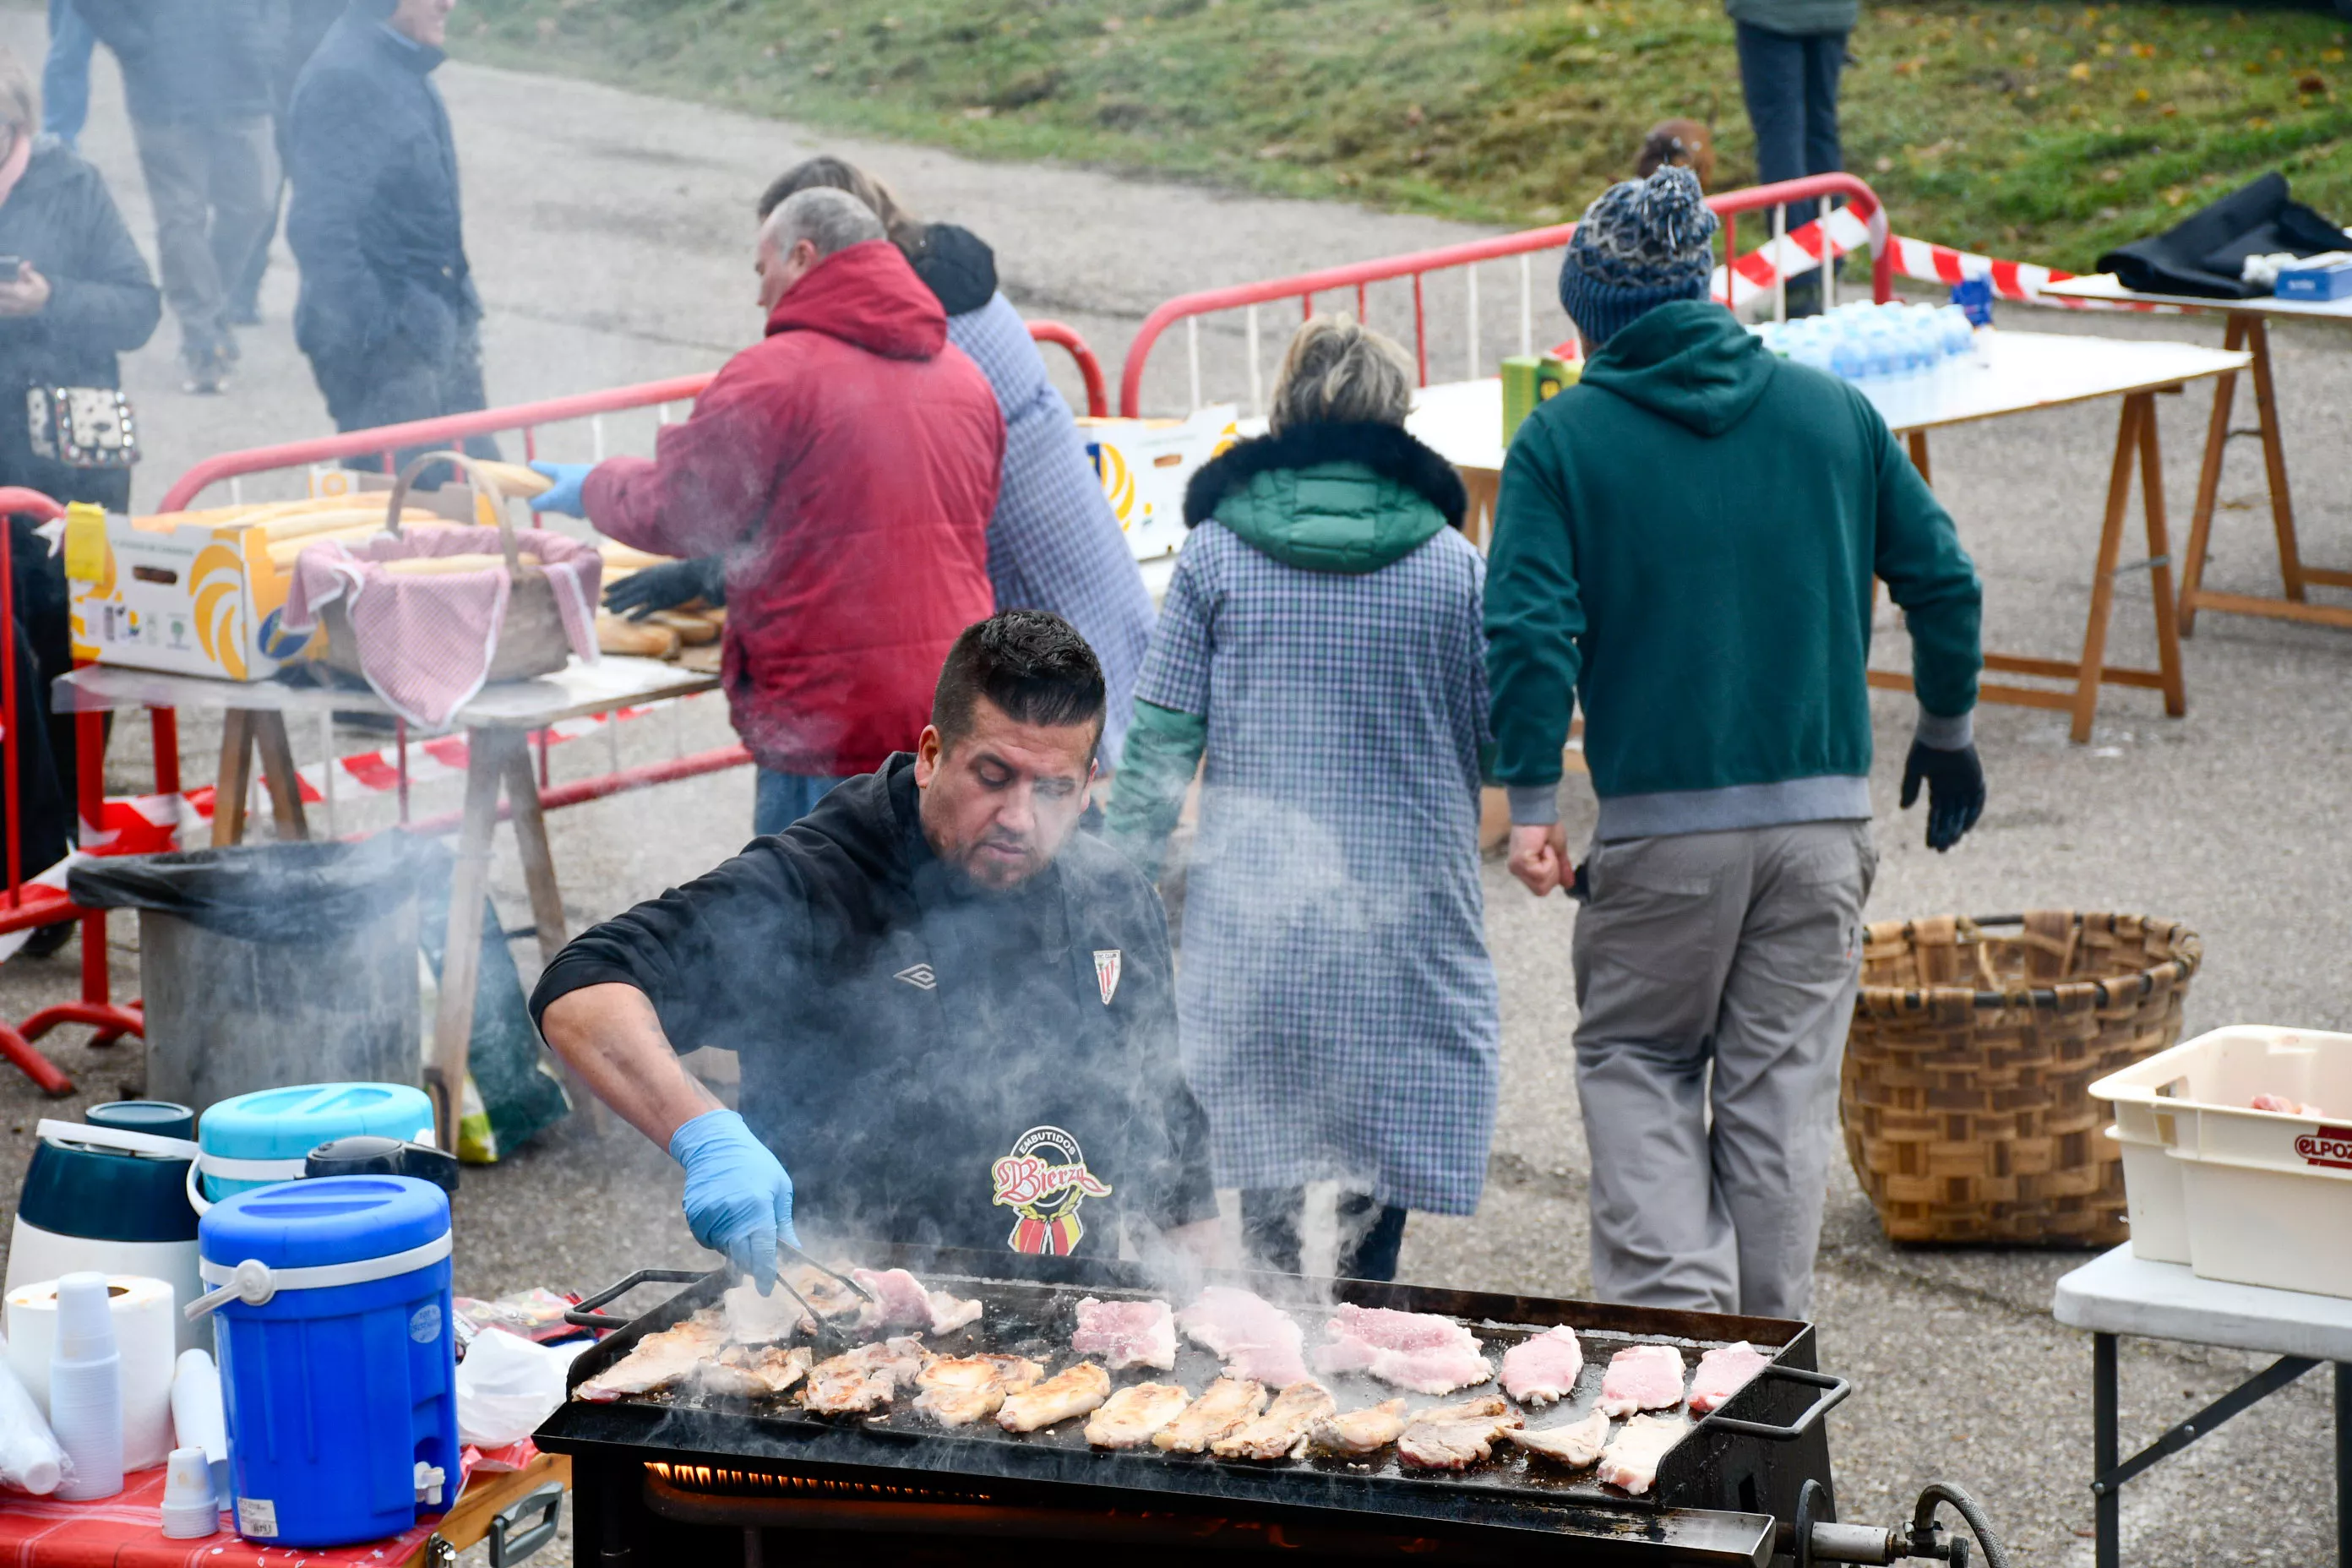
1500, 1325, 1584, 1407
1396, 1394, 1524, 1471
1071, 1296, 1177, 1371
1175, 1286, 1309, 1386
1085, 1382, 1193, 1449
913, 1353, 1044, 1426
851, 1266, 985, 1336
802, 1337, 932, 1416
1152, 1375, 1267, 1453
998, 1361, 1112, 1432
1597, 1344, 1685, 1418
572, 1310, 727, 1402
1211, 1380, 1337, 1462
696, 1343, 814, 1400
1687, 1342, 1772, 1415
1597, 1413, 1689, 1495
1510, 1407, 1611, 1467
1308, 1397, 1410, 1458
1314, 1303, 1492, 1396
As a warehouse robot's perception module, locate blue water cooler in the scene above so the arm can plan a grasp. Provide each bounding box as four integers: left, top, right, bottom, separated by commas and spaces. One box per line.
193, 1176, 459, 1546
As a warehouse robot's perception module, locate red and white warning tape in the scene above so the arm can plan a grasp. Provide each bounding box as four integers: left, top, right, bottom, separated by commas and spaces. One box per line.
81, 696, 699, 856
1711, 208, 2171, 314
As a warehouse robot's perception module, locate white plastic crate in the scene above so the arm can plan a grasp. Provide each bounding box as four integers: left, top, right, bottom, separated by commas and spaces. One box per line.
2089, 1026, 2352, 1298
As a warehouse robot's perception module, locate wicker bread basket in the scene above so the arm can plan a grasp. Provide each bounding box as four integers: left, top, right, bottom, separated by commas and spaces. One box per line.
318, 449, 571, 683
1841, 910, 2202, 1246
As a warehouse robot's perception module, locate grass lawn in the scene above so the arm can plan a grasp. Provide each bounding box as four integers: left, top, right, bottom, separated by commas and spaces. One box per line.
466, 0, 2352, 271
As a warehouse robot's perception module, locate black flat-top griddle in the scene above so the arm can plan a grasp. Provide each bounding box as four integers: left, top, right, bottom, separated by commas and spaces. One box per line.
538, 1244, 1986, 1567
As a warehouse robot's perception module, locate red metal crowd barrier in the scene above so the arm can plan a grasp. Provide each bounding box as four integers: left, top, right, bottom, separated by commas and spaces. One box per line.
0, 487, 144, 1095
1118, 173, 1894, 416
156, 320, 1108, 514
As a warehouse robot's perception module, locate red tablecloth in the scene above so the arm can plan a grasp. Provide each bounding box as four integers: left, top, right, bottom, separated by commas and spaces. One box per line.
0, 1442, 539, 1566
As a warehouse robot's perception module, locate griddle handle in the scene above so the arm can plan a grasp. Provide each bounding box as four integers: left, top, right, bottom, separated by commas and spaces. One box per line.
1697, 1364, 1852, 1442
564, 1268, 711, 1331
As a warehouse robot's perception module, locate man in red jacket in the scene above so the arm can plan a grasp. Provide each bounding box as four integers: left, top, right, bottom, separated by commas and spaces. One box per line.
532, 187, 1004, 833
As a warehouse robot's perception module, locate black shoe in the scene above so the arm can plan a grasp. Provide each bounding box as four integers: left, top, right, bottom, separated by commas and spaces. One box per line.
182, 344, 231, 394
21, 919, 74, 959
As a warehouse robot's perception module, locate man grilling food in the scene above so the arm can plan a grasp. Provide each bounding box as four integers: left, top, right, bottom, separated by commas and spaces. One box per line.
531, 612, 1219, 1290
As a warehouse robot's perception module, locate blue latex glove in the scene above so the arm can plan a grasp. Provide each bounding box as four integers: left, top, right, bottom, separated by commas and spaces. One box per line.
669, 1108, 798, 1293
526, 460, 595, 518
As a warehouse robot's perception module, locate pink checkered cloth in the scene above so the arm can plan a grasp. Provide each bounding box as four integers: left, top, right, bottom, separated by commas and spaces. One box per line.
283, 525, 603, 728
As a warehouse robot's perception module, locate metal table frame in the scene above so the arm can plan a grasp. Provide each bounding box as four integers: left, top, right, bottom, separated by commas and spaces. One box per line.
2055, 1244, 2352, 1568
2043, 277, 2352, 635
56, 656, 717, 1148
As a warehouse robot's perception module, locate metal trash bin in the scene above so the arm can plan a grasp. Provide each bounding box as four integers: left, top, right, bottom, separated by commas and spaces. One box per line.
70, 834, 433, 1109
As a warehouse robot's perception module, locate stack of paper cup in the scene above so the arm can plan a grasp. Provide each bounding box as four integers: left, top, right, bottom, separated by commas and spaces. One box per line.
46, 1272, 122, 1500
160, 1446, 220, 1538
3, 1273, 177, 1470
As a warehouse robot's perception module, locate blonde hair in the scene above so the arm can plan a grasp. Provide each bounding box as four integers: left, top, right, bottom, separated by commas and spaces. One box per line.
1269, 313, 1414, 435
757, 156, 923, 249
0, 49, 35, 140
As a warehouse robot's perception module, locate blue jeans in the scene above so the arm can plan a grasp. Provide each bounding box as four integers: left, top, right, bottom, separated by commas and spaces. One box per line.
754, 769, 851, 837
41, 0, 92, 149
1735, 20, 1847, 313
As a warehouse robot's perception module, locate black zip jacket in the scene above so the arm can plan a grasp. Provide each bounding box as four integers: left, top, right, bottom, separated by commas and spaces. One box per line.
285, 12, 476, 375
75, 0, 280, 125
531, 755, 1217, 1259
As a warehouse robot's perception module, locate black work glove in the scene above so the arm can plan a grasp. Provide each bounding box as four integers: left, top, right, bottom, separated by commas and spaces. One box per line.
602, 556, 726, 620
1899, 739, 1985, 852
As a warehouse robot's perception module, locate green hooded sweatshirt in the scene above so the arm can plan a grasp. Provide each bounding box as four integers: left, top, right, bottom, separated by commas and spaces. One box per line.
1484, 299, 1981, 841
1105, 437, 1451, 879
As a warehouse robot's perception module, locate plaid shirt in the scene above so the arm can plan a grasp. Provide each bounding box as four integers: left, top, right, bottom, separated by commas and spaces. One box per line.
1134, 520, 1499, 1215
949, 297, 1154, 769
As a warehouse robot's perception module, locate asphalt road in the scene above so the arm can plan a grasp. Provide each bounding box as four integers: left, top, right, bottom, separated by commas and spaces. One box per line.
0, 7, 2349, 1564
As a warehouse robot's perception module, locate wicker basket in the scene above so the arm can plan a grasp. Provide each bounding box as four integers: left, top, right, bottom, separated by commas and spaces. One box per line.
318, 449, 572, 684
1840, 910, 2202, 1246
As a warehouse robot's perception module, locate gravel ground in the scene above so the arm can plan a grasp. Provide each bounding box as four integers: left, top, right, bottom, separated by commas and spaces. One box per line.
0, 10, 2347, 1564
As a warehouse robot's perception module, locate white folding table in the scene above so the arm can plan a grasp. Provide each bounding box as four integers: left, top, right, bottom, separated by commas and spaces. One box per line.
1396, 329, 2251, 741
2053, 1244, 2352, 1568
54, 656, 719, 1148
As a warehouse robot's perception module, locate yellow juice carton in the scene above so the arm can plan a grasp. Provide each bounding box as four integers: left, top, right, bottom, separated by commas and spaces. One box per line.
1501, 355, 1580, 445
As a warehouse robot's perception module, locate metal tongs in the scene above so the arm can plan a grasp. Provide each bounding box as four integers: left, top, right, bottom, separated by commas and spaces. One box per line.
768, 1240, 874, 1358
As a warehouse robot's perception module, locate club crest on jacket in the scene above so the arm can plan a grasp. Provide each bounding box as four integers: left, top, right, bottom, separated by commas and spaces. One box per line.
991, 1124, 1113, 1255
1093, 948, 1122, 1005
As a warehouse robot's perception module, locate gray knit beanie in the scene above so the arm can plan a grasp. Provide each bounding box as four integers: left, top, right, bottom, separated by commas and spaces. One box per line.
1555, 166, 1720, 349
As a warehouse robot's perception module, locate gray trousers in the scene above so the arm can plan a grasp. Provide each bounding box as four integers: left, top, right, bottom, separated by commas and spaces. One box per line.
1571, 820, 1876, 1320
128, 113, 277, 362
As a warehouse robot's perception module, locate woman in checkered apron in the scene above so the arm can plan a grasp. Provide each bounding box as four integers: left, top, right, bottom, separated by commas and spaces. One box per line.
1106, 315, 1499, 1282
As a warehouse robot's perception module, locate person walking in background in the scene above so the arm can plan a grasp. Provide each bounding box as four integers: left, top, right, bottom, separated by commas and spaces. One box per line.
531, 188, 1003, 836
0, 48, 159, 948
74, 0, 276, 393
1106, 315, 1499, 1284
1484, 167, 1984, 1319
38, 0, 92, 151
1727, 0, 1854, 316
613, 155, 1157, 783
231, 0, 346, 325
286, 0, 497, 460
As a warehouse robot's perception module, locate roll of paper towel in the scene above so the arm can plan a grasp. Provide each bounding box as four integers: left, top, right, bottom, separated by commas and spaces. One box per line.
4, 1275, 177, 1472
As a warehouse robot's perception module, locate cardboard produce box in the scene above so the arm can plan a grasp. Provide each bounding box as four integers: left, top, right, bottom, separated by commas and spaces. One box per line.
66, 496, 445, 681
1077, 404, 1238, 565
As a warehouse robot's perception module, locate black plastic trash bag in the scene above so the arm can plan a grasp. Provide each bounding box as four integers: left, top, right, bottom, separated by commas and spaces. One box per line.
2097, 172, 2348, 299
68, 831, 435, 941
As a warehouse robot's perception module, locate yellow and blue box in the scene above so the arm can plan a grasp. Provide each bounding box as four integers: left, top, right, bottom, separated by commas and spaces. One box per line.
1501, 354, 1580, 445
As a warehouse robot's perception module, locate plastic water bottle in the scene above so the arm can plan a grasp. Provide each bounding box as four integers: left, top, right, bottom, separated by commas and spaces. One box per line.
1937, 304, 1974, 362
1829, 324, 1870, 382
49, 1271, 122, 1500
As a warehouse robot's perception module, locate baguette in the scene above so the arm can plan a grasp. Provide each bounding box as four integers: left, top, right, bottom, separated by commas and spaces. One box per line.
267, 518, 456, 569
596, 612, 680, 659
647, 610, 718, 645
379, 552, 544, 576
255, 507, 447, 542
598, 542, 677, 573
466, 459, 555, 499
